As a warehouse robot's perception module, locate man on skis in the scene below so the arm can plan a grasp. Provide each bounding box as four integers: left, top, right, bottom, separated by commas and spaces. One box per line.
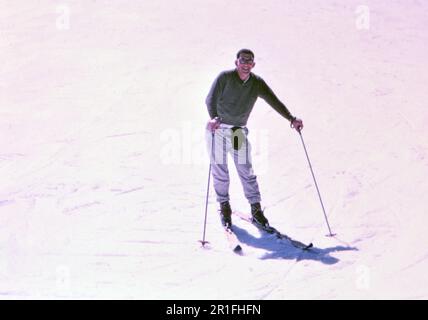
206, 49, 303, 228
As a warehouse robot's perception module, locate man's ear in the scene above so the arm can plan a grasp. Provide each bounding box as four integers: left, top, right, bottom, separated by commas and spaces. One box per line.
252, 62, 256, 68
235, 59, 239, 67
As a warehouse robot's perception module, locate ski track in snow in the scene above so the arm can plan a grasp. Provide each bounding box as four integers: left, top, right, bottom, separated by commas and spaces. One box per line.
1, 0, 428, 299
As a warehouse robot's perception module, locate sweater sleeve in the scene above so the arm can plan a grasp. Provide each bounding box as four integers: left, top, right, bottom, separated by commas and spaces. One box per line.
258, 78, 294, 122
205, 72, 225, 119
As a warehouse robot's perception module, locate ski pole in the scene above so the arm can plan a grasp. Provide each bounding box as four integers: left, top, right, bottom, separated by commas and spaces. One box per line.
199, 131, 215, 246
297, 129, 335, 237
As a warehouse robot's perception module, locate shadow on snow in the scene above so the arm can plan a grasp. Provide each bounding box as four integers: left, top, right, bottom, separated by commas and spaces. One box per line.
232, 225, 358, 265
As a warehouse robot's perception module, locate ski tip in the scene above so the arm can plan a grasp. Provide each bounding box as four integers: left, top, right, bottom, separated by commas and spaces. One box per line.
233, 245, 243, 255
304, 243, 314, 250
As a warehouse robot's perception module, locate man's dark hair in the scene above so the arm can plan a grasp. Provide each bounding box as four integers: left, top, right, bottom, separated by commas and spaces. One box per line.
236, 49, 255, 59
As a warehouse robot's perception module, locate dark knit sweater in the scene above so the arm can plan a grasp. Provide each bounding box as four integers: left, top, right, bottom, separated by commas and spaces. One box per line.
206, 69, 294, 126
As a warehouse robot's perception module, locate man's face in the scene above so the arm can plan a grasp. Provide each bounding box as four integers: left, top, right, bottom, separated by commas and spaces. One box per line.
236, 53, 255, 76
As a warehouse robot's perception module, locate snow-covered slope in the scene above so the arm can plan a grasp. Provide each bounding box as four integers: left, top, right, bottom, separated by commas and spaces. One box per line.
1, 0, 427, 299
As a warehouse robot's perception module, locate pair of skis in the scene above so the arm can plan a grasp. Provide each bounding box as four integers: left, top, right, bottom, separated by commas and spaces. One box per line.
222, 211, 313, 255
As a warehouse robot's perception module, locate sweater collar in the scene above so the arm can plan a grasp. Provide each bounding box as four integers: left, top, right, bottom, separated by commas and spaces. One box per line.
234, 69, 252, 84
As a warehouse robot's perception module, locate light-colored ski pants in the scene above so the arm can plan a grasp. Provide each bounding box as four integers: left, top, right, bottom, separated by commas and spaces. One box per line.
206, 124, 261, 205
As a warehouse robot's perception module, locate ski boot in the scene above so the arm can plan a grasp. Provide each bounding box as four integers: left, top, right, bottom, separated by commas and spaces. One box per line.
251, 202, 269, 227
219, 201, 232, 228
